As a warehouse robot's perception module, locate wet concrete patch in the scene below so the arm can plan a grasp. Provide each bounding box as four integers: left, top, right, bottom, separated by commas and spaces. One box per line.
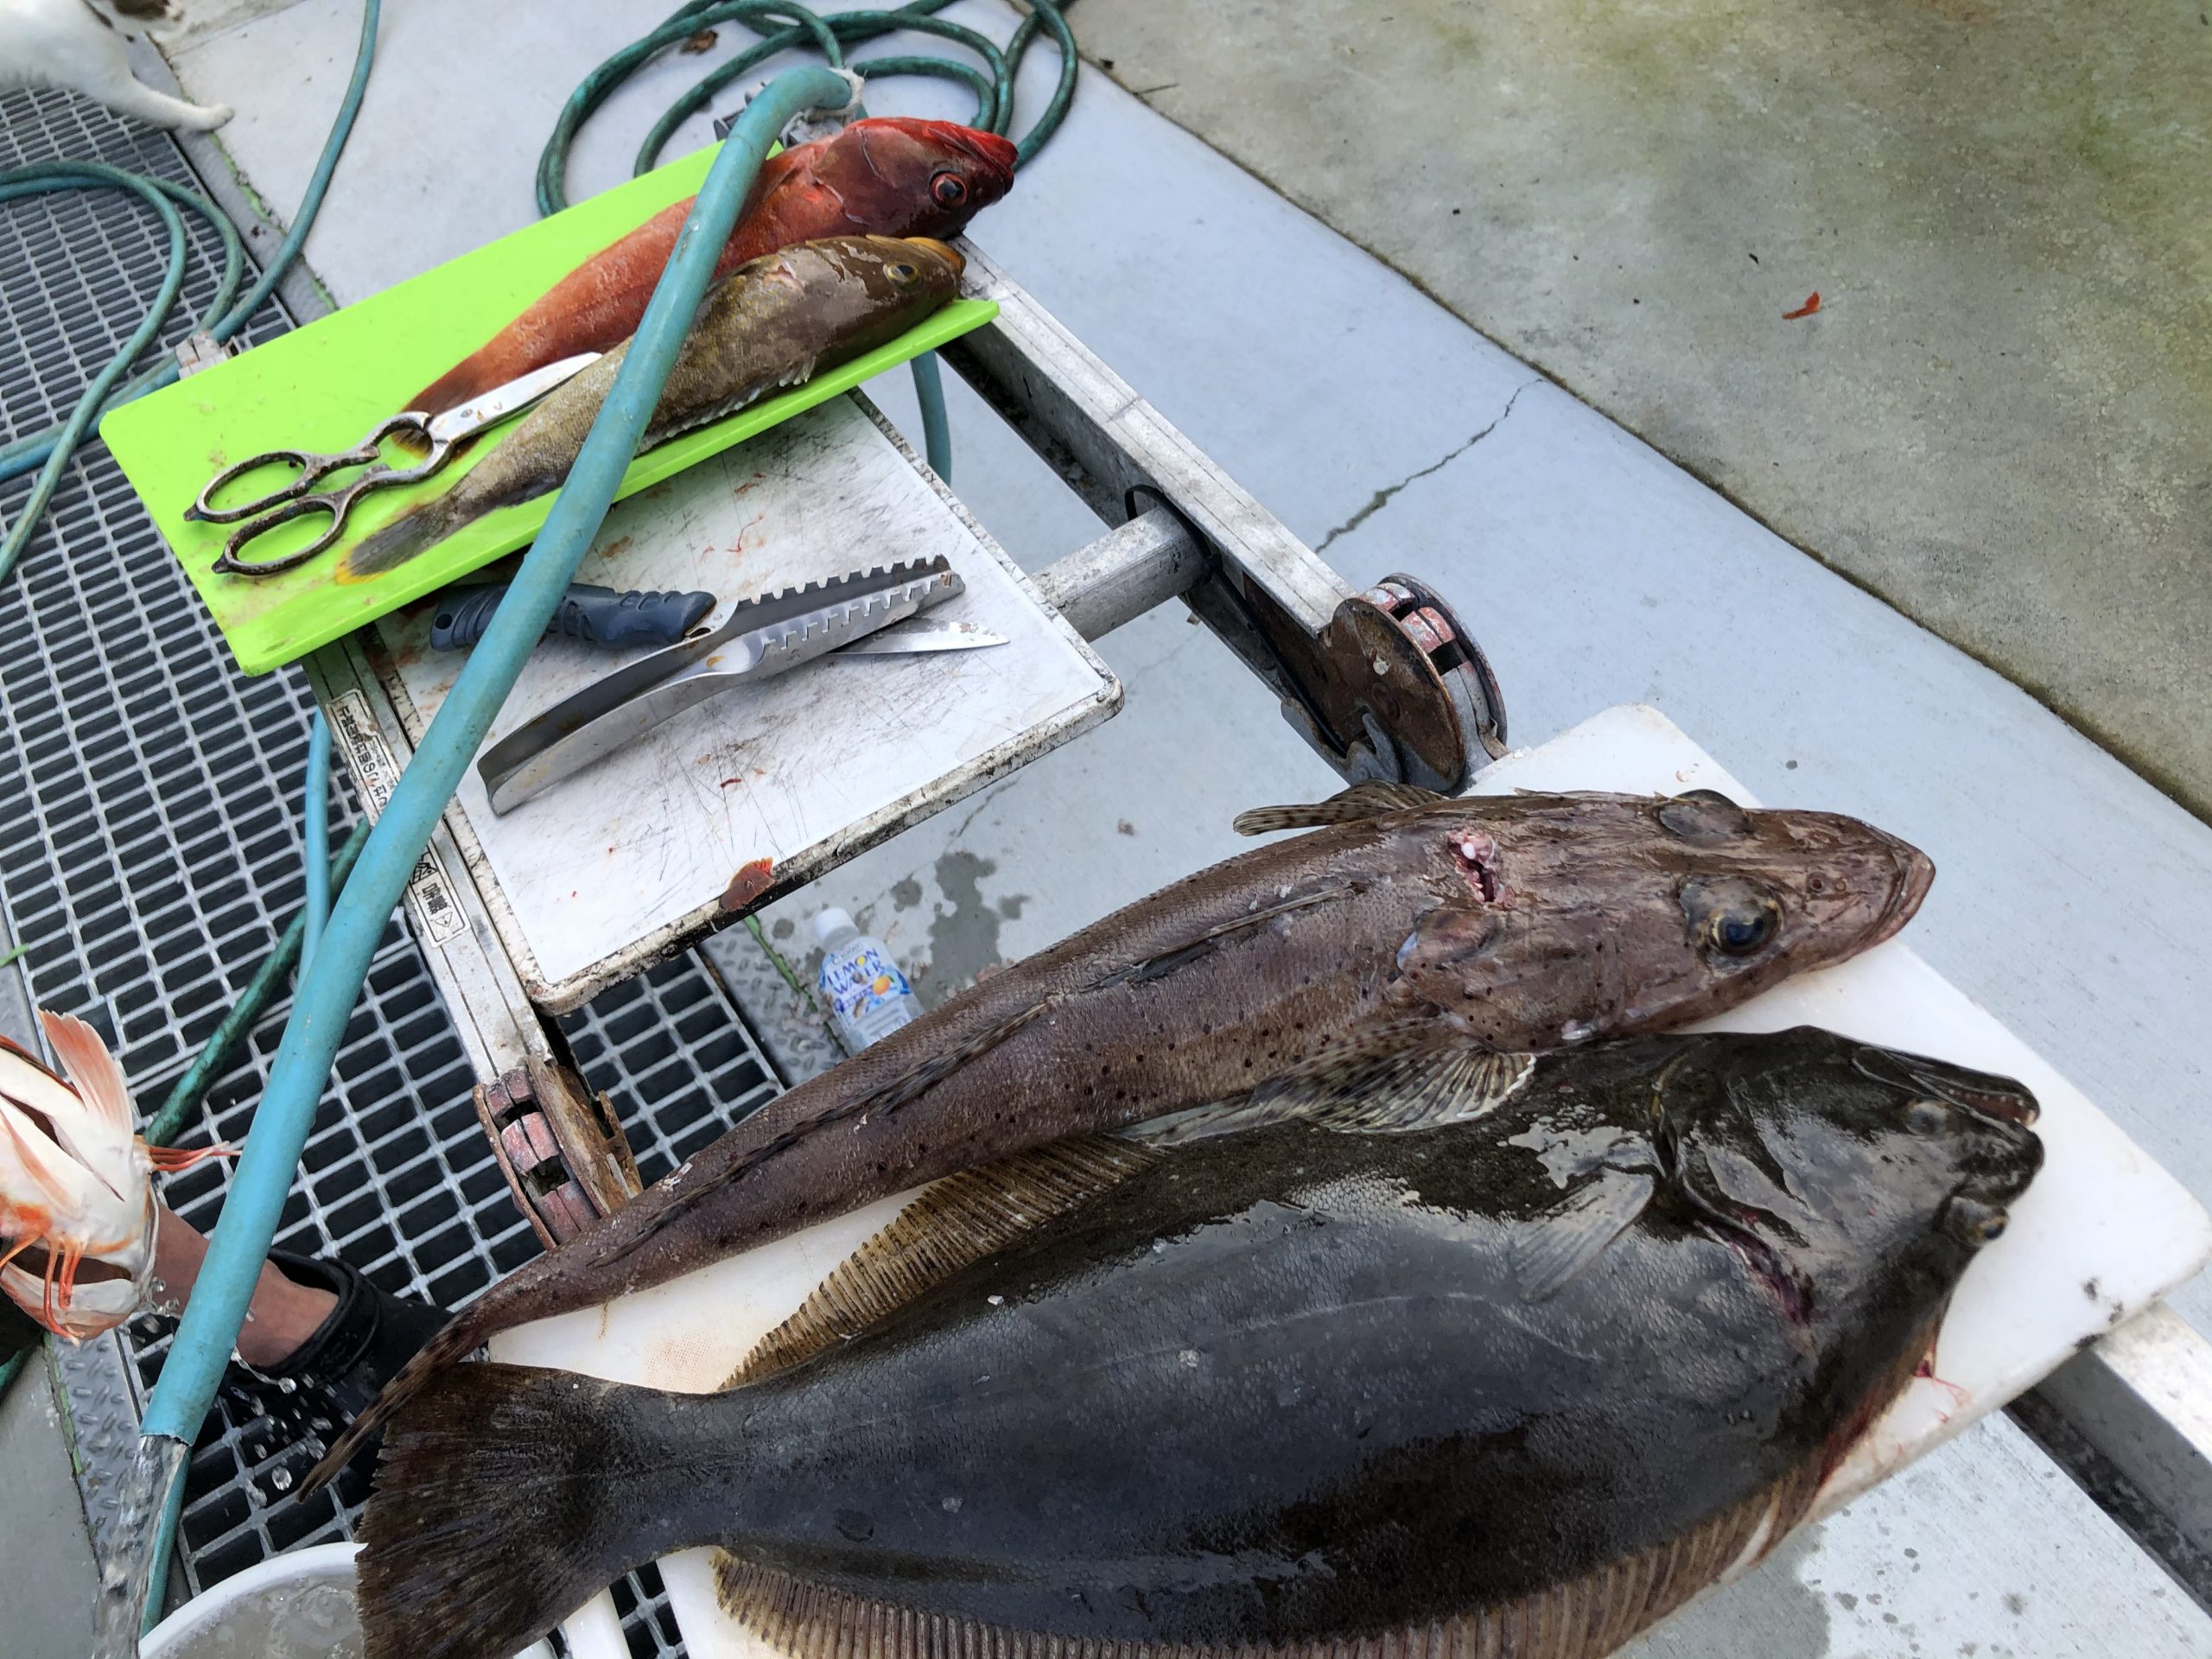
1077, 0, 2212, 817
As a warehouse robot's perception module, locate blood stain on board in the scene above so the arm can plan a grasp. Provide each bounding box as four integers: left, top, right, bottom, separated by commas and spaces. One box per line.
720, 856, 775, 912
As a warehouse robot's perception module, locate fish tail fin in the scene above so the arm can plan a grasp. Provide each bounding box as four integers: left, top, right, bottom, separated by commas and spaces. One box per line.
343, 490, 471, 579
356, 1362, 672, 1659
298, 1303, 493, 1493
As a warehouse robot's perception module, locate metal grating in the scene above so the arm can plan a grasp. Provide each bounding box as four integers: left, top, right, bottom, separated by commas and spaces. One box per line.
1, 86, 781, 1654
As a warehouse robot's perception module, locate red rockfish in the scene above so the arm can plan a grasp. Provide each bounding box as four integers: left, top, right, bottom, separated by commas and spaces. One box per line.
402, 119, 1017, 429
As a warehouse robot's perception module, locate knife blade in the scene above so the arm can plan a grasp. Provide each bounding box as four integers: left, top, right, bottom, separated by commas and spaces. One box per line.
478, 558, 966, 814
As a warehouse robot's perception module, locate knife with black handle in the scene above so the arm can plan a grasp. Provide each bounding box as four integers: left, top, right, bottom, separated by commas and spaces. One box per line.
429, 582, 715, 652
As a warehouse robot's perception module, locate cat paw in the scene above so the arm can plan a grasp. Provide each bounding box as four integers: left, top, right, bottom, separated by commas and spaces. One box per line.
187, 104, 237, 131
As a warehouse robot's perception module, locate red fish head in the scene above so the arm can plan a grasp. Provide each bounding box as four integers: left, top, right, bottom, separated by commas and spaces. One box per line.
828, 118, 1020, 238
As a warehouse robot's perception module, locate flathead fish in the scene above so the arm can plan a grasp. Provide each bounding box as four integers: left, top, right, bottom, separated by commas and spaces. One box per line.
345, 235, 965, 577
404, 118, 1016, 427
308, 784, 1933, 1484
356, 1025, 2041, 1659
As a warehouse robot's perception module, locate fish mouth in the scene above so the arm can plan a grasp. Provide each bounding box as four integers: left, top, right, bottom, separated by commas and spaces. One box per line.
906, 237, 965, 276
1857, 1045, 2041, 1128
1945, 1079, 2039, 1129
1863, 832, 1935, 948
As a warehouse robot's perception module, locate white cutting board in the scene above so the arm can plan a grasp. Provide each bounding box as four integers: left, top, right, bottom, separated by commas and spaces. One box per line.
377, 392, 1118, 1013
493, 703, 2212, 1659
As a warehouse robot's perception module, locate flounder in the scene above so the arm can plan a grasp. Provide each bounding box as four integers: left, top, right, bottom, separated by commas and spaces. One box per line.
356, 1024, 2039, 1659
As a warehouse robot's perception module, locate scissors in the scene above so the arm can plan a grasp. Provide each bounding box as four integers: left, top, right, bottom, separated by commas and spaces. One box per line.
186, 353, 601, 577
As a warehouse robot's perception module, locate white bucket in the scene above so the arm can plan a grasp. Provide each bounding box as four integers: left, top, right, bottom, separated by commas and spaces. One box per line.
140, 1541, 555, 1659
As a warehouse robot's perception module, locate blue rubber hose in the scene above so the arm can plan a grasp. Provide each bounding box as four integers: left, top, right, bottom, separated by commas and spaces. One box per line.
133, 53, 852, 1492
0, 167, 188, 588
908, 351, 952, 481
302, 713, 333, 969
138, 705, 336, 1634
0, 0, 381, 499
141, 1467, 189, 1635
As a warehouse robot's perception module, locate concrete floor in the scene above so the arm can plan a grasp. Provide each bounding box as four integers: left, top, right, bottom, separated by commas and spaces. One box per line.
0, 1356, 101, 1659
1075, 0, 2212, 819
5, 0, 2211, 1652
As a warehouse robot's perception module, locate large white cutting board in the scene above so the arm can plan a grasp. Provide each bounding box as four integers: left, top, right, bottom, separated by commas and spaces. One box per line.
493, 704, 2212, 1659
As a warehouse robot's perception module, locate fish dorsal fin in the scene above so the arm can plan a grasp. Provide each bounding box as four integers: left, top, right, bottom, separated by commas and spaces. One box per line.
0, 1034, 82, 1136
1510, 1166, 1657, 1303
1126, 1025, 1535, 1148
727, 1135, 1160, 1388
0, 1092, 104, 1214
1232, 781, 1447, 836
38, 1012, 140, 1200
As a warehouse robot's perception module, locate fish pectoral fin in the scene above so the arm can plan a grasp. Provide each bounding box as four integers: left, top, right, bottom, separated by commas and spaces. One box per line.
727, 1135, 1160, 1389
1125, 1024, 1535, 1147
1232, 781, 1447, 835
1386, 906, 1510, 1012
1511, 1166, 1657, 1303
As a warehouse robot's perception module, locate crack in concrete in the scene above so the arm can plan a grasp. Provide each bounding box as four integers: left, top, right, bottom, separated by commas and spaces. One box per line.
1313, 378, 1542, 556
940, 774, 1024, 852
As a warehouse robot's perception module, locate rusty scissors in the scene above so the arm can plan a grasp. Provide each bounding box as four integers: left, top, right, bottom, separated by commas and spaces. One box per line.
185, 353, 601, 577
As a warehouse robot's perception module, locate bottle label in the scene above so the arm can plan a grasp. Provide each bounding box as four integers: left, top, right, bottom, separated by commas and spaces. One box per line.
821, 944, 912, 1022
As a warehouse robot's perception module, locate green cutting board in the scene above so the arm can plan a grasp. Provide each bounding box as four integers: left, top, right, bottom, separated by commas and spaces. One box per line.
100, 144, 995, 676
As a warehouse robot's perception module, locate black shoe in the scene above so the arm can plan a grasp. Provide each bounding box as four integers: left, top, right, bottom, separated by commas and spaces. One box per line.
0, 1296, 41, 1366
220, 1252, 448, 1494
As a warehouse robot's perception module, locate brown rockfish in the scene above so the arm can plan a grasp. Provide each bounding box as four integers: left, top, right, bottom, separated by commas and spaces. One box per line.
355, 1025, 2040, 1659
308, 784, 1933, 1485
342, 235, 965, 578
404, 118, 1015, 428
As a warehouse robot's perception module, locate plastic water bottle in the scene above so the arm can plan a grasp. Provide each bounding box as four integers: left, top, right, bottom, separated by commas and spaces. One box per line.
813, 907, 920, 1052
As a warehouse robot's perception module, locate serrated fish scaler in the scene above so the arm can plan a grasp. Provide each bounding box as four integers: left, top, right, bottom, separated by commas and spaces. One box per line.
477, 556, 980, 813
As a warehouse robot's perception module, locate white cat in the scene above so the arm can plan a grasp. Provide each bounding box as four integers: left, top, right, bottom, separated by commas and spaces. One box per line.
0, 0, 233, 131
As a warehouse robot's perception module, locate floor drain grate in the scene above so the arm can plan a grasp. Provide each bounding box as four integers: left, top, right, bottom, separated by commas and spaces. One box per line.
1, 86, 779, 1656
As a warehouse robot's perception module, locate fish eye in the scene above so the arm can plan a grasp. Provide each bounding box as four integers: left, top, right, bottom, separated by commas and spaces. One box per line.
931, 170, 968, 207
1945, 1198, 2009, 1246
1905, 1099, 1950, 1135
1713, 908, 1777, 954
1681, 876, 1783, 958
886, 261, 918, 285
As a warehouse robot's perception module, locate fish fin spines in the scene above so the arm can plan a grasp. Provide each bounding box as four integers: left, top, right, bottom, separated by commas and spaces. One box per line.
301, 1311, 489, 1496
1232, 782, 1446, 836
1127, 1025, 1534, 1147
728, 1135, 1159, 1388
38, 1013, 130, 1137
0, 1094, 100, 1209
357, 1363, 667, 1659
0, 1033, 88, 1134
313, 992, 1073, 1493
715, 1470, 1821, 1659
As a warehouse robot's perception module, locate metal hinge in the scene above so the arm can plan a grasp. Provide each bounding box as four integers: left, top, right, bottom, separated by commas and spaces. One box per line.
474, 1058, 644, 1246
